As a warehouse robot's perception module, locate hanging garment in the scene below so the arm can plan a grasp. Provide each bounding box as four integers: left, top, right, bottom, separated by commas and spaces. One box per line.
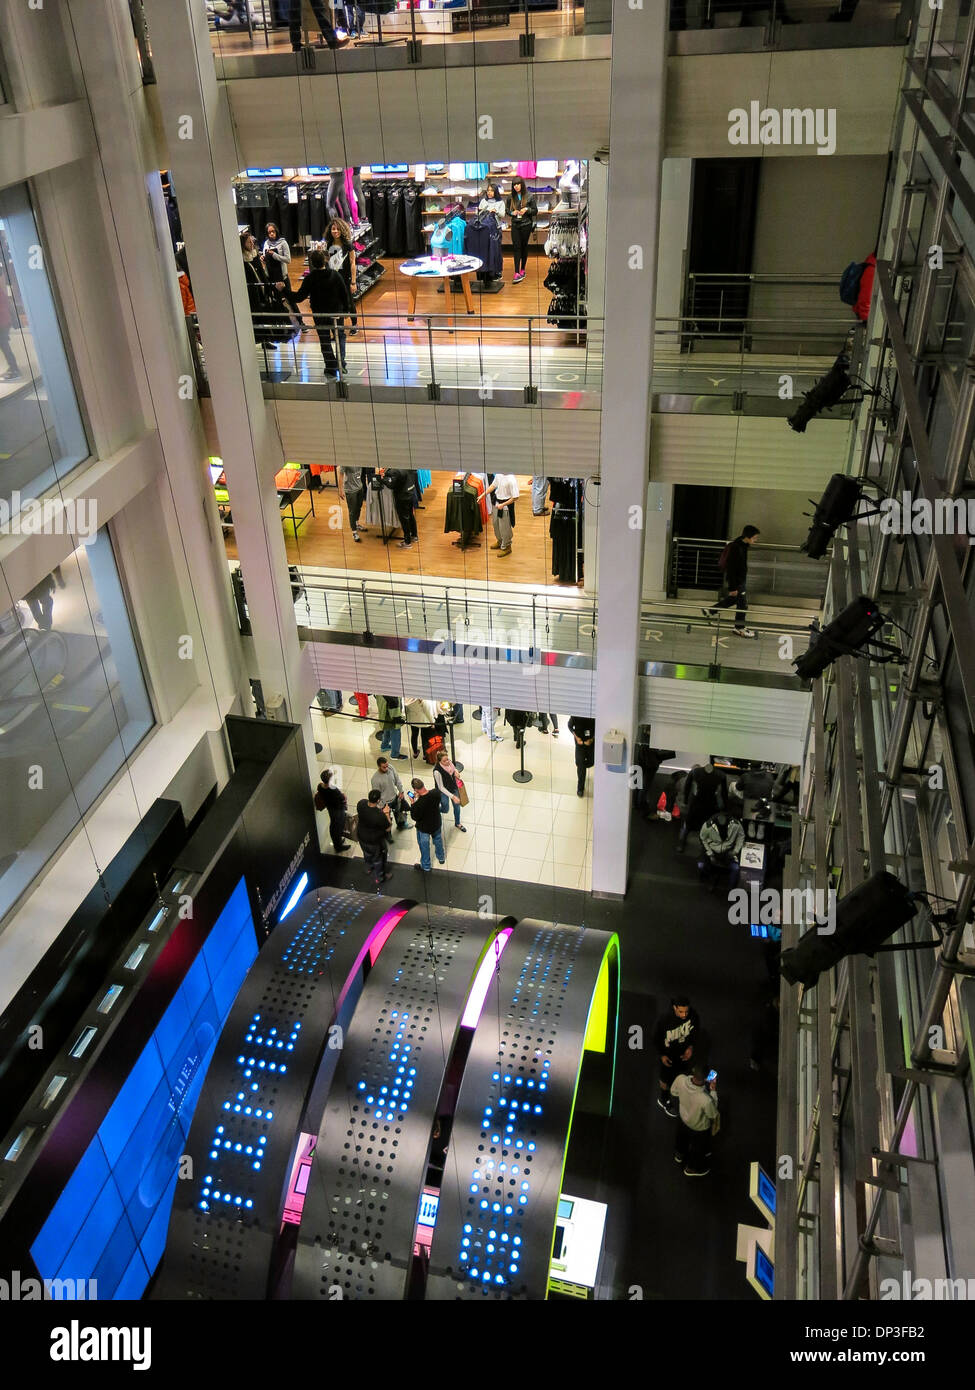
465, 213, 503, 280
448, 162, 466, 182
309, 186, 327, 241
365, 476, 399, 531
403, 183, 422, 255
536, 159, 559, 179
344, 168, 359, 225
516, 161, 537, 178
416, 468, 432, 491
370, 182, 388, 250
444, 474, 483, 537
464, 162, 489, 181
386, 182, 407, 256
549, 477, 584, 583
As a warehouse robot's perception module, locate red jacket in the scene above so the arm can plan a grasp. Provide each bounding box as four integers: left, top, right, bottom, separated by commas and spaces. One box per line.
854, 254, 876, 323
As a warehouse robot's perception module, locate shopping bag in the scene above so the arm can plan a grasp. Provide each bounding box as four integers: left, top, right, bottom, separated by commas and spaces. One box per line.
314, 786, 328, 812
457, 779, 469, 807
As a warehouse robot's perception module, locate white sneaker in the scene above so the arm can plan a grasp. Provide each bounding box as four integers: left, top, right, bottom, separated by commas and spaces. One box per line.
733, 627, 757, 639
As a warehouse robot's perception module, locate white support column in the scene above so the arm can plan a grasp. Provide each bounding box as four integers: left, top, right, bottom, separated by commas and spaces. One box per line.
590, 0, 668, 897
142, 0, 316, 755
64, 0, 245, 722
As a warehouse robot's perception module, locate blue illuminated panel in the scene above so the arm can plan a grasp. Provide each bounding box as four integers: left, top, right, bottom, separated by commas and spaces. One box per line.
30, 879, 257, 1298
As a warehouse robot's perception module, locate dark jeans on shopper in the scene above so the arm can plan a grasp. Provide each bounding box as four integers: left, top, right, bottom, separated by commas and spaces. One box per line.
395, 499, 417, 543
711, 586, 748, 630
328, 814, 347, 851
440, 792, 461, 827
289, 0, 339, 45
346, 488, 364, 532
510, 221, 532, 275
360, 838, 389, 885
675, 1118, 711, 1169
316, 325, 346, 376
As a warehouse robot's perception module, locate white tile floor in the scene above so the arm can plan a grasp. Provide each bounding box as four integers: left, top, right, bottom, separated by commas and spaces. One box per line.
312, 702, 593, 892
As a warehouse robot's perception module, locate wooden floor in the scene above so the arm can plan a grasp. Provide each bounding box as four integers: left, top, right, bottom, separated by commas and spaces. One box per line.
224, 471, 583, 586
280, 248, 582, 352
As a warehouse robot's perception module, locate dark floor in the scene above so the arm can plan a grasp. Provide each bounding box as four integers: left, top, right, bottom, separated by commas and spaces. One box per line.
316, 781, 778, 1301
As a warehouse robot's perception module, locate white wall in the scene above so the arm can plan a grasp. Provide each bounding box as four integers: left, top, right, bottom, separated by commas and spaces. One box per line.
656, 158, 693, 326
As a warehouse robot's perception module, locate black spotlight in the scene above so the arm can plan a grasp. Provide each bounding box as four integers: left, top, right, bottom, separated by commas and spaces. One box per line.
788, 353, 853, 433
802, 474, 865, 559
793, 595, 901, 681
780, 871, 918, 988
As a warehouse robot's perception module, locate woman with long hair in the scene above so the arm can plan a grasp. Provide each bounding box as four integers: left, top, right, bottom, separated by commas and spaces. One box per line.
326, 216, 358, 333
479, 181, 506, 220
506, 176, 537, 284
433, 748, 467, 832
240, 230, 286, 343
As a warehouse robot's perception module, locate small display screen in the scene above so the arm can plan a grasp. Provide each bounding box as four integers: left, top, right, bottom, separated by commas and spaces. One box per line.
755, 1247, 774, 1296
306, 166, 332, 176
417, 1191, 440, 1227
557, 1198, 573, 1219
245, 167, 283, 177
294, 1165, 311, 1197
370, 164, 408, 173
758, 1171, 776, 1215
552, 1225, 565, 1260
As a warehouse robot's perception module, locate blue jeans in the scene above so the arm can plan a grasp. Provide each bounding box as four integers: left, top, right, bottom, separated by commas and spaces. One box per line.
380, 727, 402, 757
416, 827, 446, 871
440, 792, 461, 826
531, 476, 548, 513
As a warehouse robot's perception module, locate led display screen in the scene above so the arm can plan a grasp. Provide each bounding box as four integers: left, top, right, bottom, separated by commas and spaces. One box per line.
30, 878, 258, 1299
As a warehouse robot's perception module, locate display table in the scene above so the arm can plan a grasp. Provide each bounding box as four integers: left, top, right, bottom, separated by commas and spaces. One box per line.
400, 254, 482, 328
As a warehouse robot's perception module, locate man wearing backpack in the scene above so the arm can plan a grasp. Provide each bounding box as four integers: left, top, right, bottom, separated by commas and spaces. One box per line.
703, 525, 760, 638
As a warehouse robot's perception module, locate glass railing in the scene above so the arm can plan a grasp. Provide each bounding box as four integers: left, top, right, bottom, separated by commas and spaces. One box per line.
186, 304, 852, 401
669, 537, 828, 600
231, 565, 815, 676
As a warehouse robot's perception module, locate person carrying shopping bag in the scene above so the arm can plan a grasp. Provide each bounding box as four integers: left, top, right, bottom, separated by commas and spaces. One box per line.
433, 749, 468, 832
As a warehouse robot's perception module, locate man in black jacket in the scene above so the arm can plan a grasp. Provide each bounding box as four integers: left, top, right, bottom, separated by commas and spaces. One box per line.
356, 788, 393, 887
652, 996, 702, 1117
703, 524, 760, 638
568, 715, 595, 797
291, 248, 353, 377
316, 769, 350, 853
409, 778, 446, 872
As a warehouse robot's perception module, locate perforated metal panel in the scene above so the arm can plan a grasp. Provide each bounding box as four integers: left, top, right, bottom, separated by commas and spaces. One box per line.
292, 908, 498, 1301
154, 889, 397, 1299
425, 921, 613, 1300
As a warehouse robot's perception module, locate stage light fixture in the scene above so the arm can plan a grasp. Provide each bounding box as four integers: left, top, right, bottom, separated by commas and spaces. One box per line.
793, 595, 903, 681
801, 473, 866, 559
788, 353, 854, 433
780, 871, 918, 988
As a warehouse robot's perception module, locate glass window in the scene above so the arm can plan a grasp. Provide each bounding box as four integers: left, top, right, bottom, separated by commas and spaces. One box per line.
0, 529, 153, 922
0, 183, 88, 518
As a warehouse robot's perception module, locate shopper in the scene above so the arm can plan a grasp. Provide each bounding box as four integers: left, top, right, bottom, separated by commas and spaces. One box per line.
531, 476, 549, 517
290, 247, 353, 378
371, 755, 408, 830
342, 0, 366, 37
262, 222, 292, 289
480, 705, 503, 743
433, 749, 467, 831
535, 712, 559, 735
699, 812, 745, 892
288, 0, 350, 50
325, 217, 357, 334
376, 695, 407, 759
677, 757, 726, 852
314, 769, 351, 852
507, 177, 537, 284
653, 996, 701, 1116
24, 573, 56, 630
175, 248, 196, 315
241, 231, 288, 344
568, 715, 595, 797
0, 263, 21, 382
479, 181, 507, 221
656, 771, 685, 822
355, 788, 393, 887
409, 778, 447, 872
504, 708, 530, 750
703, 524, 760, 639
671, 1064, 719, 1177
379, 469, 418, 550
340, 465, 366, 541
485, 473, 520, 557
405, 696, 437, 757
